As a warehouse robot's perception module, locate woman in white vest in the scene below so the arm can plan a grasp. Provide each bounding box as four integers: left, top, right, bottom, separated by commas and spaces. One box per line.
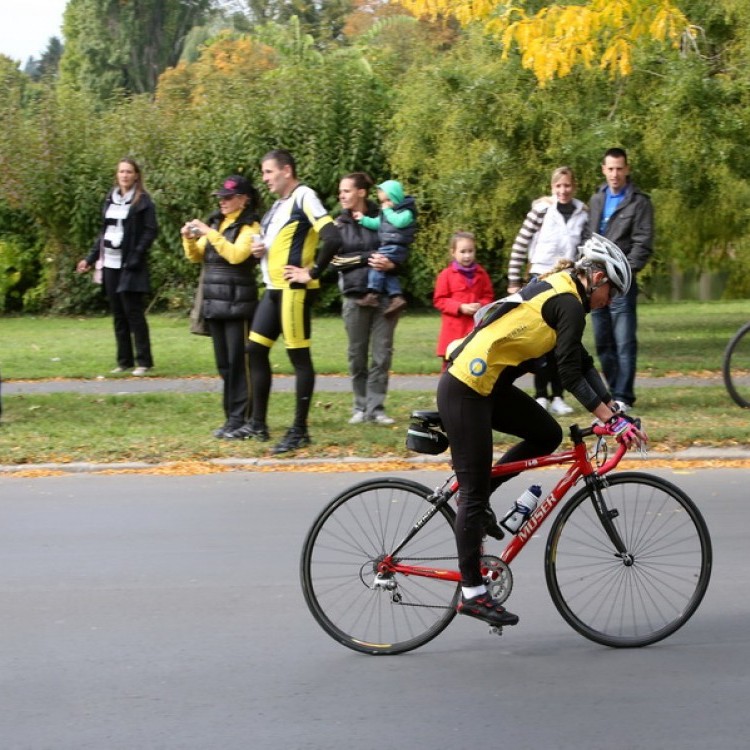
507, 166, 588, 415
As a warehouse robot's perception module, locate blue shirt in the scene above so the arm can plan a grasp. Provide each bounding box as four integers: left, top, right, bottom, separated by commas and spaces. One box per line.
599, 185, 629, 234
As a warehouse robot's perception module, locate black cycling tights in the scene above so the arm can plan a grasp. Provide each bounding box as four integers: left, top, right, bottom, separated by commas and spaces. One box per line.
437, 372, 563, 587
247, 341, 315, 431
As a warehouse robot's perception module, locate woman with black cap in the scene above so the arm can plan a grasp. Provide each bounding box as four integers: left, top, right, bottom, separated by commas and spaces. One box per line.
182, 175, 263, 439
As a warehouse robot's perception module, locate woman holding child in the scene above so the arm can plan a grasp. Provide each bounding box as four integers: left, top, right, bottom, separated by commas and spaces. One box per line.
332, 172, 401, 426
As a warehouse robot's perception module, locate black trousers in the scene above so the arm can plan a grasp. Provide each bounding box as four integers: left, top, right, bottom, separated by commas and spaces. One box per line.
436, 372, 562, 586
103, 268, 153, 368
207, 316, 254, 429
534, 351, 564, 399
247, 288, 316, 431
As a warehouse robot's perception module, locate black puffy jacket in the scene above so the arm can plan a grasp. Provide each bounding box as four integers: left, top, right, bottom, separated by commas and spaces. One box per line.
377, 195, 418, 247
202, 207, 259, 320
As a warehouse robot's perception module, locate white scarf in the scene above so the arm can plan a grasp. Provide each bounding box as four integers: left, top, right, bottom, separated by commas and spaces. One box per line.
103, 187, 135, 269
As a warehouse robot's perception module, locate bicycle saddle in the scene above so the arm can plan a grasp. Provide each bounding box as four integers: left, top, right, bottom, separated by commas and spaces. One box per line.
409, 410, 443, 430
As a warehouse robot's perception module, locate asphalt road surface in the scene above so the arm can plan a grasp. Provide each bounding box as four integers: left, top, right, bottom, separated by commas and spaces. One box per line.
0, 468, 747, 750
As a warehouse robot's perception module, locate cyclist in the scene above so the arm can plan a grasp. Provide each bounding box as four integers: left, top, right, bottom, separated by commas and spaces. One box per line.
436, 234, 647, 628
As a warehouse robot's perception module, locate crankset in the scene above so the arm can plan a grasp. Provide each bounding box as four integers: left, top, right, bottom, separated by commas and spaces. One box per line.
480, 554, 513, 603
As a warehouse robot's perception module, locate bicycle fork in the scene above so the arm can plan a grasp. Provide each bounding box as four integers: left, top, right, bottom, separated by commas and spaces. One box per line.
584, 475, 631, 561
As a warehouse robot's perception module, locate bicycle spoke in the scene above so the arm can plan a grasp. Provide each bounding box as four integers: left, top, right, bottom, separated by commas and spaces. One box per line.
723, 322, 750, 408
301, 479, 460, 655
546, 472, 711, 647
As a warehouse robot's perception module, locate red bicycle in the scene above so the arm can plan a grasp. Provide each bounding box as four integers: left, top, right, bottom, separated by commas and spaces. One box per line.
300, 411, 712, 655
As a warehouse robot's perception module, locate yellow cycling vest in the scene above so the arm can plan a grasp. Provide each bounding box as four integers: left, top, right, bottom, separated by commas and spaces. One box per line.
262, 185, 333, 290
449, 271, 582, 396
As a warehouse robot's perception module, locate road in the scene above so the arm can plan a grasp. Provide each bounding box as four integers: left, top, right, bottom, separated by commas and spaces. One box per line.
0, 468, 747, 749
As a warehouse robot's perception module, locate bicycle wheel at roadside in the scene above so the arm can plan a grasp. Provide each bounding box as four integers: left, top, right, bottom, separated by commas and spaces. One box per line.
545, 472, 712, 647
300, 478, 460, 655
723, 321, 750, 408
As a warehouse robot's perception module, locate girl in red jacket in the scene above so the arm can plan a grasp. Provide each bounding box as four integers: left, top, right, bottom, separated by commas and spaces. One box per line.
433, 231, 494, 370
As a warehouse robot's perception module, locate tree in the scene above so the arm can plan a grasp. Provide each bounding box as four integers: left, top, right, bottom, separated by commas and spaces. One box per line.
0, 55, 33, 205
157, 33, 277, 106
384, 7, 750, 301
23, 37, 64, 82
6, 1, 750, 312
216, 0, 355, 47
60, 0, 213, 99
398, 0, 693, 86
0, 15, 398, 313
0, 57, 41, 311
34, 37, 64, 81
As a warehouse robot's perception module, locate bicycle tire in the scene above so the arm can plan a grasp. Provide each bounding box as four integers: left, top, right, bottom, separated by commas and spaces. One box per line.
300, 478, 460, 655
722, 321, 750, 408
545, 472, 712, 648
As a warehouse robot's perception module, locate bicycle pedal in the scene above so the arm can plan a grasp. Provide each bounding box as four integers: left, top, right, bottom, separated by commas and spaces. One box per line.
489, 625, 504, 636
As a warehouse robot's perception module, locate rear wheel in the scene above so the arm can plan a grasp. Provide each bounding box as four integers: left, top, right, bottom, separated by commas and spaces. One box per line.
300, 478, 460, 655
545, 472, 712, 647
723, 321, 750, 408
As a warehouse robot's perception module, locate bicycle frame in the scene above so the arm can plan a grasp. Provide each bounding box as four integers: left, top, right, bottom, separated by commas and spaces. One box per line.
378, 427, 628, 584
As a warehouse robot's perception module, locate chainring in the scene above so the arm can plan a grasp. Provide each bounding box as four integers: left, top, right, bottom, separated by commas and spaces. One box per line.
479, 555, 513, 603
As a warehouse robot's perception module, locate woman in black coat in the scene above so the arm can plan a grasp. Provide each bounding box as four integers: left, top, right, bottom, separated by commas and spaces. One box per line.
77, 157, 158, 375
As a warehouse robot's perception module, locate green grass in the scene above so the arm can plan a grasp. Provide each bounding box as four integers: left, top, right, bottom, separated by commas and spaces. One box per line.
0, 311, 443, 379
1, 387, 749, 466
1, 299, 749, 380
1, 301, 750, 466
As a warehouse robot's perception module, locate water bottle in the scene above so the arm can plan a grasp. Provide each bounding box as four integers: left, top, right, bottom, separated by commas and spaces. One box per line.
500, 485, 542, 534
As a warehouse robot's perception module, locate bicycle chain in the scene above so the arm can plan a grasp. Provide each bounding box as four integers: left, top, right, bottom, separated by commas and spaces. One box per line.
394, 601, 453, 610
388, 556, 458, 609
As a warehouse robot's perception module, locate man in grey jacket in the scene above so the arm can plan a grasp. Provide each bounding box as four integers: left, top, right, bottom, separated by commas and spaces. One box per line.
583, 147, 653, 411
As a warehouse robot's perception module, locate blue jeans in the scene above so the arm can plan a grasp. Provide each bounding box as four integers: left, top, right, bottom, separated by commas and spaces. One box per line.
366, 244, 408, 296
591, 279, 638, 406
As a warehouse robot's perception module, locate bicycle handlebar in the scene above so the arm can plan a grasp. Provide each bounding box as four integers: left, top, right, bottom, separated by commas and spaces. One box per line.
570, 418, 642, 442
570, 419, 643, 475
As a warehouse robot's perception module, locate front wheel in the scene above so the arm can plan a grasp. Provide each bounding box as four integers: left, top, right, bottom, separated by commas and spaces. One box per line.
545, 472, 712, 647
300, 478, 460, 655
723, 321, 750, 408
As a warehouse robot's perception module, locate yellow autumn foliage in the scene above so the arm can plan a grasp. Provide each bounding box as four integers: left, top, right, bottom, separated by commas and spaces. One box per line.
157, 34, 277, 107
398, 0, 694, 85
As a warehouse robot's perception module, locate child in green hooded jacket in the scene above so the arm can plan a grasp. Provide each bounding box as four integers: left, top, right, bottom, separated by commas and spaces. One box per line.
352, 179, 417, 317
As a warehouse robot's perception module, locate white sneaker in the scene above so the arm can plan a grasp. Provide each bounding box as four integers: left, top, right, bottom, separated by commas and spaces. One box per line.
132, 366, 150, 377
550, 396, 574, 415
372, 414, 395, 425
110, 366, 128, 374
348, 411, 366, 425
535, 397, 549, 411
615, 400, 632, 414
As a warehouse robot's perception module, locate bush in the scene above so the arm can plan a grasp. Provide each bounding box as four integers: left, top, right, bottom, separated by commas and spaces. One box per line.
0, 206, 42, 312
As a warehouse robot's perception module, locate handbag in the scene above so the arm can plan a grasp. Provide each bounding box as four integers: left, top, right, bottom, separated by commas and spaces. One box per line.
91, 236, 105, 284
189, 264, 210, 336
92, 257, 103, 285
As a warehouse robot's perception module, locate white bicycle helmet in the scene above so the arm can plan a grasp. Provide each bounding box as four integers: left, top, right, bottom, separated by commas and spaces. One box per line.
575, 234, 632, 297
